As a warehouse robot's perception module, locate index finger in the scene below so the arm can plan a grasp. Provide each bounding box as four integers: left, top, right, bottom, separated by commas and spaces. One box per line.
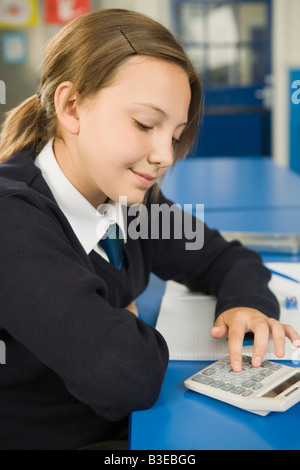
227, 319, 247, 372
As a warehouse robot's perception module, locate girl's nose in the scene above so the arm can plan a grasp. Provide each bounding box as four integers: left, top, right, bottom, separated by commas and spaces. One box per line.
147, 140, 174, 169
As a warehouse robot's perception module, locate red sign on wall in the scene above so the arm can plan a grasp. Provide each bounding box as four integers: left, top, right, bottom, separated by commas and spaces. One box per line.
45, 0, 91, 25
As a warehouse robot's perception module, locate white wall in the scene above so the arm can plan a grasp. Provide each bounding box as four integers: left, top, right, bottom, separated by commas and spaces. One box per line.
99, 0, 171, 28
272, 0, 300, 167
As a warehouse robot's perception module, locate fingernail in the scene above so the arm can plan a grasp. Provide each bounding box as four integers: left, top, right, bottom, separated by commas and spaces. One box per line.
232, 361, 242, 372
276, 345, 285, 357
211, 326, 222, 332
253, 356, 262, 367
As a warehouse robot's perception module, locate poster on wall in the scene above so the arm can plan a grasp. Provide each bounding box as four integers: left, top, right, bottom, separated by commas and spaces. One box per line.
45, 0, 91, 25
0, 0, 39, 28
1, 32, 27, 65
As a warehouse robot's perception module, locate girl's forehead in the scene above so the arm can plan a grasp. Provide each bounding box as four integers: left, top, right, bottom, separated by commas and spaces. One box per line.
110, 55, 189, 87
85, 56, 191, 123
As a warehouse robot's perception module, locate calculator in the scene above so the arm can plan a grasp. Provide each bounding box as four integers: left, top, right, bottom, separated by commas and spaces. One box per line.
184, 356, 300, 416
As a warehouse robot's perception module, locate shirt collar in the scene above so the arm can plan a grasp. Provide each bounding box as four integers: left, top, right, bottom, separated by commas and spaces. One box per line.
35, 139, 126, 254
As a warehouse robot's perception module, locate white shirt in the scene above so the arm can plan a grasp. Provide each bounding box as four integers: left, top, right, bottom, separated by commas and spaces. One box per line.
35, 139, 126, 261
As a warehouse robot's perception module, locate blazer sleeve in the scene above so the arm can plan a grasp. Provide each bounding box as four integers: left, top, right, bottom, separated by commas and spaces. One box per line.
150, 191, 280, 321
0, 193, 168, 422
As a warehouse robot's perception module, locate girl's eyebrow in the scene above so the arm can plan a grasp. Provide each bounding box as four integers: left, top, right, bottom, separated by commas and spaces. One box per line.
133, 102, 188, 129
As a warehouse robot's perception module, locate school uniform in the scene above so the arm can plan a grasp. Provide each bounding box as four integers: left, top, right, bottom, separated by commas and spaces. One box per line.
0, 142, 279, 449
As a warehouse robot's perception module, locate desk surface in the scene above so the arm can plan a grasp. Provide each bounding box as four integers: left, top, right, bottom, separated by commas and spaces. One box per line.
130, 359, 300, 450
205, 207, 300, 233
162, 157, 300, 211
131, 157, 300, 450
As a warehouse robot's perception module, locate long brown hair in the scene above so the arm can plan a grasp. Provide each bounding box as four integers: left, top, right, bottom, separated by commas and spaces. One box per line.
0, 8, 202, 164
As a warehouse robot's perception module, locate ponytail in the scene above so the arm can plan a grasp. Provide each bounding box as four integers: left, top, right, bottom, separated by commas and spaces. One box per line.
0, 94, 53, 162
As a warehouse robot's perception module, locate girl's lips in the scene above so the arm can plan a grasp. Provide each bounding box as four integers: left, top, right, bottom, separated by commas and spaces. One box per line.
131, 170, 156, 188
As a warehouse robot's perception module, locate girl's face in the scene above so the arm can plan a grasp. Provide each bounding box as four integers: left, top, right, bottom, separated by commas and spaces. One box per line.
56, 56, 191, 207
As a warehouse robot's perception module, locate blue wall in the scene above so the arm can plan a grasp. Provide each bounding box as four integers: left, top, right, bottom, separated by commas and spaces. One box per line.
290, 70, 300, 175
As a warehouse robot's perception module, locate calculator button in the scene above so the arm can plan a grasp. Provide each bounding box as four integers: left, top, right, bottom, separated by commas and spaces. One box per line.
192, 374, 214, 385
241, 380, 256, 388
210, 380, 225, 388
210, 363, 225, 370
252, 383, 263, 390
242, 363, 252, 371
202, 369, 215, 376
221, 358, 231, 364
221, 383, 235, 391
234, 375, 247, 383
260, 369, 273, 377
242, 371, 255, 379
252, 375, 265, 382
227, 372, 237, 380
213, 371, 226, 379
261, 361, 273, 368
231, 386, 246, 395
270, 364, 283, 371
230, 377, 244, 385
242, 390, 254, 397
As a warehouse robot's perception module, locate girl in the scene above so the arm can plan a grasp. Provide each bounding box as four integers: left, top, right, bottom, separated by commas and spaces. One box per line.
0, 8, 298, 450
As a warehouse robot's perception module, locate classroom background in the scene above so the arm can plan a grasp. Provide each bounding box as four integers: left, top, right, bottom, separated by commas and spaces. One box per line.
0, 0, 299, 174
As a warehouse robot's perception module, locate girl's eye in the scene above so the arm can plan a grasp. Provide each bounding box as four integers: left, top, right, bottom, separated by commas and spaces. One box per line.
134, 119, 180, 146
134, 120, 153, 131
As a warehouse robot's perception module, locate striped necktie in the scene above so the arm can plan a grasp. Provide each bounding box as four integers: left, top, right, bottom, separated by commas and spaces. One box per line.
99, 224, 124, 270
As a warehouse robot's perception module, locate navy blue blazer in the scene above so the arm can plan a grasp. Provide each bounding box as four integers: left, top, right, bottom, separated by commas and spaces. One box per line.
0, 149, 279, 449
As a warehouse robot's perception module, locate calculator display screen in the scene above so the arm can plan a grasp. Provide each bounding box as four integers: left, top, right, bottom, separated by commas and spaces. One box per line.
263, 373, 300, 398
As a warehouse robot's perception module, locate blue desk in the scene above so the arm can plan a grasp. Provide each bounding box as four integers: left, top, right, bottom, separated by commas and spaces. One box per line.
130, 358, 300, 450
162, 157, 300, 211
130, 157, 300, 450
205, 208, 300, 234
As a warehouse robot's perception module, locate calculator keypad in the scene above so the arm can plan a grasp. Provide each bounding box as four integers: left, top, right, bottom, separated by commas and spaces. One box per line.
192, 356, 283, 397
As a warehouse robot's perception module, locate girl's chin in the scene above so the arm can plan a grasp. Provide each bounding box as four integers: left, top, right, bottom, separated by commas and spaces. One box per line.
108, 191, 147, 207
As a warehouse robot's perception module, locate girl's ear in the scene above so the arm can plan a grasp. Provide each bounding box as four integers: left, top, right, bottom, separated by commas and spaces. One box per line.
54, 82, 80, 136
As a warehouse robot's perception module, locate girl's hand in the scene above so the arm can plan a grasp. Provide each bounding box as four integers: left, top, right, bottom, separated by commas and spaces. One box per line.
211, 307, 300, 372
125, 300, 139, 317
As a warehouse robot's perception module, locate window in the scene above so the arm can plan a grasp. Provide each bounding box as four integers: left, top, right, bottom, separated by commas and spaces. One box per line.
174, 1, 270, 87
